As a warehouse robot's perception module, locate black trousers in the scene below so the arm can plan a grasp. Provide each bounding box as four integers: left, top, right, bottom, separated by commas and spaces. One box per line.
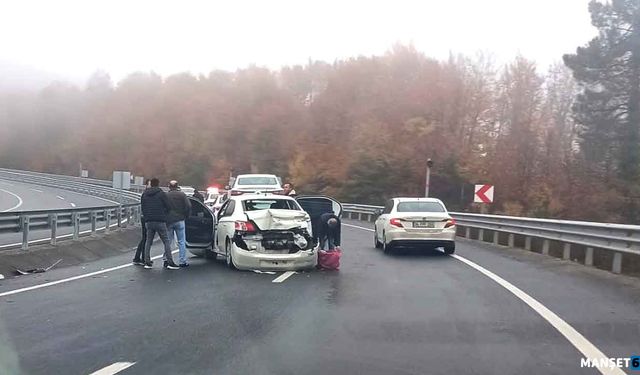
133, 217, 147, 261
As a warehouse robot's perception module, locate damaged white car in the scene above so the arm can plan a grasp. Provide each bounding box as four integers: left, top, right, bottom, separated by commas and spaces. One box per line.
185, 193, 342, 271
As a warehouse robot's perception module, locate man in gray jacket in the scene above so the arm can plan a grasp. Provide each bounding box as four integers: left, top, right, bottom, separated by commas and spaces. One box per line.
167, 180, 192, 267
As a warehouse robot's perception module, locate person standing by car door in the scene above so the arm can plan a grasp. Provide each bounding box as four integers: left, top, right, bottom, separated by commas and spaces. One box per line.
283, 183, 297, 197
133, 179, 151, 265
318, 211, 341, 251
141, 178, 179, 270
192, 188, 205, 202
166, 180, 192, 267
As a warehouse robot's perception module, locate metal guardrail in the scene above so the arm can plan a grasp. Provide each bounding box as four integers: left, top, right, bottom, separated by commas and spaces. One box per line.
0, 204, 141, 250
342, 203, 640, 274
0, 169, 140, 204
0, 168, 142, 250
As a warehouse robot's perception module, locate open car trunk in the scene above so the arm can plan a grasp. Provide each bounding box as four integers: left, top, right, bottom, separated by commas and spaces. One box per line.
185, 197, 215, 249
235, 209, 314, 254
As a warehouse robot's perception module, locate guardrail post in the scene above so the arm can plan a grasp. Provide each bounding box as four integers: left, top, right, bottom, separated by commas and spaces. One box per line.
478, 229, 484, 242
49, 213, 58, 245
562, 243, 571, 260
72, 212, 80, 240
123, 207, 130, 228
508, 233, 515, 248
367, 214, 372, 222
105, 209, 111, 232
524, 236, 532, 251
117, 206, 123, 227
21, 215, 30, 250
464, 227, 470, 238
90, 211, 97, 235
585, 247, 594, 266
612, 253, 622, 274
358, 212, 362, 221
542, 239, 550, 255
493, 231, 499, 245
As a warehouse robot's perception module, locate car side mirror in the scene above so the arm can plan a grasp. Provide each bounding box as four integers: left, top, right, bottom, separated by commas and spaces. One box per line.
375, 209, 383, 216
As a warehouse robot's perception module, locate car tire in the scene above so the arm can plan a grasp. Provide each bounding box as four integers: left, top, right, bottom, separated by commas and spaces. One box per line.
382, 233, 393, 254
225, 239, 237, 270
374, 227, 383, 249
444, 243, 455, 255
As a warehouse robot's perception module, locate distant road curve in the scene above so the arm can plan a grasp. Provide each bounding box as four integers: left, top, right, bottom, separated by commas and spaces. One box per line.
0, 178, 118, 212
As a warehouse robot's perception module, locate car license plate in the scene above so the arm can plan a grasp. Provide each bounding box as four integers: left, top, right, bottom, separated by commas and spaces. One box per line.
413, 221, 434, 228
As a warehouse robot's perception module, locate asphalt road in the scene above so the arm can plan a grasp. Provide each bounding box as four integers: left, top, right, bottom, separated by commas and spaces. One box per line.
0, 220, 638, 375
0, 179, 120, 248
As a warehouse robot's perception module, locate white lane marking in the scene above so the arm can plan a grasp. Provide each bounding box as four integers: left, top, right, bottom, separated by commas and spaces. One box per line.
30, 188, 43, 193
0, 248, 177, 298
56, 195, 65, 200
451, 254, 625, 375
344, 222, 624, 375
0, 188, 24, 212
70, 203, 76, 207
272, 271, 296, 283
90, 362, 136, 375
344, 223, 372, 231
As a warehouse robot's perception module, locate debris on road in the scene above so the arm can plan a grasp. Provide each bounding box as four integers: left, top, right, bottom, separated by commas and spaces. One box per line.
14, 259, 62, 275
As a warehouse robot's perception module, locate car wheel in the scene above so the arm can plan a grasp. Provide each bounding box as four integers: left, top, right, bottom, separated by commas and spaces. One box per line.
382, 233, 393, 254
444, 243, 455, 255
225, 238, 237, 269
374, 227, 383, 249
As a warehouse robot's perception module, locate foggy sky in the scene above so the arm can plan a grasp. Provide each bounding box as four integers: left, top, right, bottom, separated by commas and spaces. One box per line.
0, 0, 595, 84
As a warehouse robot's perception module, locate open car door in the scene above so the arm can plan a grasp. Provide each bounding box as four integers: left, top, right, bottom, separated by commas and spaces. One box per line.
295, 195, 343, 239
185, 196, 216, 255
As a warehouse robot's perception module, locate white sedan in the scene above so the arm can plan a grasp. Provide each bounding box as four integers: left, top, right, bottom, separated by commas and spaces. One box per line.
374, 197, 456, 254
185, 193, 342, 271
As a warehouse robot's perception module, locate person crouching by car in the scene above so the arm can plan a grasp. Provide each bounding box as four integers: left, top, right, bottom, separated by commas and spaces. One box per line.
318, 211, 341, 251
167, 180, 192, 268
141, 178, 180, 270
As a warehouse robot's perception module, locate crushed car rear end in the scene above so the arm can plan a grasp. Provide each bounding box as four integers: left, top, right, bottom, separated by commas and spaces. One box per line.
230, 209, 318, 270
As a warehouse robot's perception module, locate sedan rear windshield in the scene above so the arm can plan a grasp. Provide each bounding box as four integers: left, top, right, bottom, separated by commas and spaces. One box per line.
243, 199, 300, 211
237, 177, 278, 185
396, 202, 445, 213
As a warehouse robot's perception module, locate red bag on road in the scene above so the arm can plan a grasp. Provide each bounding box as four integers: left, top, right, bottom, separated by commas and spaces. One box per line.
318, 248, 341, 270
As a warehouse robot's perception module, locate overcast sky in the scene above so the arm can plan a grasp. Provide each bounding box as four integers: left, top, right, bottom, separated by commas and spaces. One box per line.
0, 0, 596, 83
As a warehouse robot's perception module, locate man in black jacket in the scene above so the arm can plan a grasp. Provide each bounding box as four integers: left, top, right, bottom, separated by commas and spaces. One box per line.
141, 178, 179, 270
317, 211, 341, 251
133, 179, 151, 265
166, 180, 192, 267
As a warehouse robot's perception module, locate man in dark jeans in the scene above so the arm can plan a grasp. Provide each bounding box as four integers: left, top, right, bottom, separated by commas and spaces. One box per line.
141, 178, 179, 270
133, 179, 151, 265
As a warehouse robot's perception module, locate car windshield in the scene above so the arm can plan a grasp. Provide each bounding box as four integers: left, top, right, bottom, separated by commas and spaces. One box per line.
396, 202, 445, 213
242, 199, 299, 211
236, 177, 278, 186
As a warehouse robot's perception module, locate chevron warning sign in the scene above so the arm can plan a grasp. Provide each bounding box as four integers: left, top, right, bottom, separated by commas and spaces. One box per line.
474, 184, 494, 203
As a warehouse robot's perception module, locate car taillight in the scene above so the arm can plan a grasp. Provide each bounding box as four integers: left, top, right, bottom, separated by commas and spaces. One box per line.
230, 190, 244, 196
389, 218, 404, 228
444, 218, 456, 228
235, 221, 256, 232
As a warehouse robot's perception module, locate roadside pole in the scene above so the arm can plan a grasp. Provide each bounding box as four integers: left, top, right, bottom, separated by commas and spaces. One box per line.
425, 158, 433, 197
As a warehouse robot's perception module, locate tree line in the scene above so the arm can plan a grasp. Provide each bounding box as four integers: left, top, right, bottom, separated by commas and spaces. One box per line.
1, 1, 639, 223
